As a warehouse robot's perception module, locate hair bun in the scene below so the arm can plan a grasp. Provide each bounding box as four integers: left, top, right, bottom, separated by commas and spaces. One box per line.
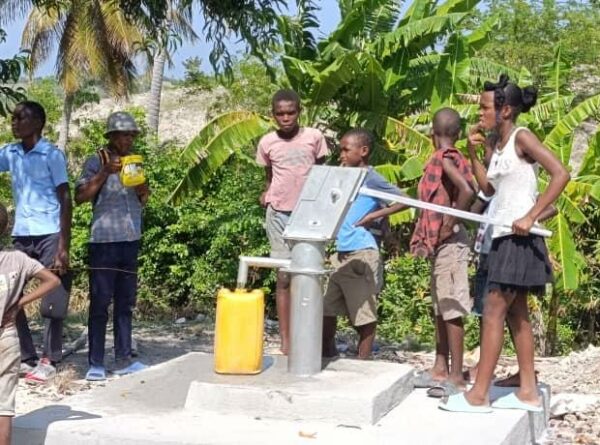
521, 86, 538, 112
484, 74, 510, 92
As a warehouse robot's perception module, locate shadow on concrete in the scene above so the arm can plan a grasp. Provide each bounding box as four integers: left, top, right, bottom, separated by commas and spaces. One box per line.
262, 355, 275, 371
13, 405, 101, 445
488, 383, 551, 445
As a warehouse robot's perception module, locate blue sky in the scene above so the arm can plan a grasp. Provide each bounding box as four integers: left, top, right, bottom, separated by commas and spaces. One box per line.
0, 1, 341, 79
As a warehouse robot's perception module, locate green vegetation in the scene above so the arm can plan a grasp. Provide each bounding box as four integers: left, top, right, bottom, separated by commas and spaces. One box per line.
0, 0, 599, 354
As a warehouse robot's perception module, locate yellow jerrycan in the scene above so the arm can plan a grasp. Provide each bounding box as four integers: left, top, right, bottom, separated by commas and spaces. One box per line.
119, 154, 146, 187
214, 288, 264, 374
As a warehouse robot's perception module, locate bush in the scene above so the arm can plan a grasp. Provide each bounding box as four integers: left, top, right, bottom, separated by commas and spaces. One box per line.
66, 111, 273, 318
136, 149, 272, 316
377, 254, 434, 346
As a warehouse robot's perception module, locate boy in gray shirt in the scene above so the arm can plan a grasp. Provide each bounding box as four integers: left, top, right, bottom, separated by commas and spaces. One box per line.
0, 203, 60, 445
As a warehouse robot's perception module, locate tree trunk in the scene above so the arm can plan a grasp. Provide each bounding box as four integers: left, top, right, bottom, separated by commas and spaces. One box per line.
147, 48, 167, 135
57, 94, 73, 151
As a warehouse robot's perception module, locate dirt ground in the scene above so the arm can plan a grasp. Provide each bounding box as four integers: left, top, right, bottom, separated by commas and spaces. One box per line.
14, 318, 600, 444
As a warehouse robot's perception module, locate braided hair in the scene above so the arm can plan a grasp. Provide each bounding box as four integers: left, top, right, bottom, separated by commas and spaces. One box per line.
484, 74, 538, 124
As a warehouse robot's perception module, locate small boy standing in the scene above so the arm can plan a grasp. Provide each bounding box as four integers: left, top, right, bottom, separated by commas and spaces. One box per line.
256, 89, 329, 354
75, 112, 150, 380
410, 108, 475, 394
322, 129, 405, 360
0, 203, 60, 445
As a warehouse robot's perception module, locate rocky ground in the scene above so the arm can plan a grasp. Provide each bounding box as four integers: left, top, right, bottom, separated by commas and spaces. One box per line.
15, 317, 600, 444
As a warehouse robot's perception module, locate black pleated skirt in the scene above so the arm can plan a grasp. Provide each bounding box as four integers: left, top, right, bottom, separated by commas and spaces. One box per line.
487, 234, 553, 296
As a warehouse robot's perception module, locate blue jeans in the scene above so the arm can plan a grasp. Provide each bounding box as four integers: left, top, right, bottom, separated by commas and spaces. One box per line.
88, 241, 139, 367
473, 254, 489, 317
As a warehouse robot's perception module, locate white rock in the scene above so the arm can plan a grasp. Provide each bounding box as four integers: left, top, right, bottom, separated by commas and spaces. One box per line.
265, 319, 279, 329
550, 393, 600, 417
174, 317, 187, 324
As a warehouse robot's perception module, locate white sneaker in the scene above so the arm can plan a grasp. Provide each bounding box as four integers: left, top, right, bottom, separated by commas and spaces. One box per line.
19, 361, 36, 377
25, 358, 56, 384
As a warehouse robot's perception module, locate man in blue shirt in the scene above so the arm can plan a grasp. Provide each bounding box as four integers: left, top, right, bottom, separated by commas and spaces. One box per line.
322, 129, 405, 360
0, 101, 72, 383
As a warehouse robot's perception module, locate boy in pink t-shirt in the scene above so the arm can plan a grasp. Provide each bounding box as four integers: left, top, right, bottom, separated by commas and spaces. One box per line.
255, 89, 329, 354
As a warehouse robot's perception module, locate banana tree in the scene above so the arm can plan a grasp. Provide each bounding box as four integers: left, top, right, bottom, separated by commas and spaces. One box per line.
169, 0, 499, 203
168, 111, 273, 204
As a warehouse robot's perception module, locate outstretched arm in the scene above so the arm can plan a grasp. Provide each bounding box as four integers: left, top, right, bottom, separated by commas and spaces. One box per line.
355, 203, 406, 228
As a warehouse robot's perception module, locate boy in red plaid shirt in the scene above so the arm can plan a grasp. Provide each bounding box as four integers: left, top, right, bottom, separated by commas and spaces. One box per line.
410, 108, 475, 395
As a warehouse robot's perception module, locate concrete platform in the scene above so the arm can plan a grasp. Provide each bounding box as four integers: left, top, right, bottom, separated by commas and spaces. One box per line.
13, 353, 550, 445
185, 354, 414, 424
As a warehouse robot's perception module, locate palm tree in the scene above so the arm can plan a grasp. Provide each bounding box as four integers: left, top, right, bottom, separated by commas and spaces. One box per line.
144, 0, 285, 136
145, 0, 197, 136
9, 0, 141, 149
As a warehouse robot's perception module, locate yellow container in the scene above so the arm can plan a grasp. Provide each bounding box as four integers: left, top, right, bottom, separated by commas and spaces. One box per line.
120, 154, 145, 187
214, 288, 264, 374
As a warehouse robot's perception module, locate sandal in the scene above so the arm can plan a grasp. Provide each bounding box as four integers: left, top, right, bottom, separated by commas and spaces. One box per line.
427, 381, 462, 398
439, 393, 492, 413
85, 365, 107, 381
113, 361, 148, 376
493, 371, 539, 388
491, 392, 543, 412
412, 370, 442, 388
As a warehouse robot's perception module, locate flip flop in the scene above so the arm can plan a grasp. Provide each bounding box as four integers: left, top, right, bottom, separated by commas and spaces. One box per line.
439, 393, 492, 413
113, 361, 148, 376
412, 370, 441, 388
427, 381, 462, 398
85, 365, 107, 381
491, 392, 543, 412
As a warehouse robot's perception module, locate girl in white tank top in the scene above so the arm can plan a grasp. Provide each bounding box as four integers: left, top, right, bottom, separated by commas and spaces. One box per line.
440, 75, 569, 415
486, 127, 538, 239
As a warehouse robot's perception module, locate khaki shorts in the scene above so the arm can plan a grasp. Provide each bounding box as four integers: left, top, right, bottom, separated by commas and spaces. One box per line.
431, 239, 472, 321
0, 326, 20, 417
324, 249, 383, 327
265, 205, 292, 259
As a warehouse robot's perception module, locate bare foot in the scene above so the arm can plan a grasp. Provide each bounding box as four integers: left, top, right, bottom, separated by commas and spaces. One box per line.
429, 368, 449, 382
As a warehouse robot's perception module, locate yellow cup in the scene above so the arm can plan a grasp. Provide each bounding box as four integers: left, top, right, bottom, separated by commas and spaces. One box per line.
120, 155, 145, 187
